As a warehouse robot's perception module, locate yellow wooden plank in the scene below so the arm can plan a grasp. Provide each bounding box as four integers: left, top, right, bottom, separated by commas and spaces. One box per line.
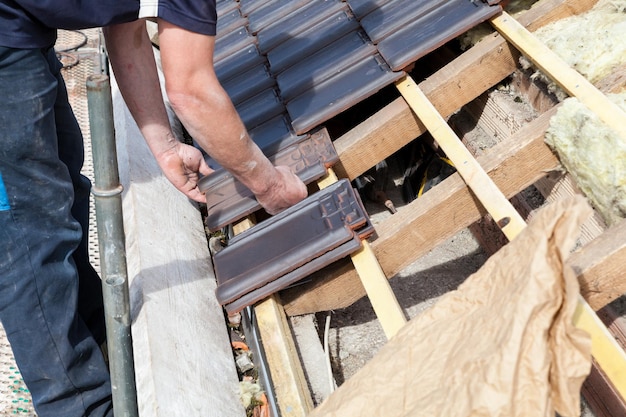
574, 298, 626, 397
254, 295, 315, 417
490, 11, 626, 141
395, 75, 526, 241
350, 241, 407, 339
318, 168, 407, 339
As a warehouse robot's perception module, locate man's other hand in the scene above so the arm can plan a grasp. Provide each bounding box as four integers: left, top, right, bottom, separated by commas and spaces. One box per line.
255, 166, 308, 215
155, 142, 213, 203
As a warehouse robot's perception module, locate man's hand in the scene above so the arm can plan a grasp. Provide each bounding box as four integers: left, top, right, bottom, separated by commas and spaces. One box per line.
154, 142, 214, 203
255, 166, 308, 215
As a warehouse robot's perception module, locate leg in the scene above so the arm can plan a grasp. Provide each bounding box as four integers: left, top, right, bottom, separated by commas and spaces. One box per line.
0, 46, 112, 417
51, 48, 107, 345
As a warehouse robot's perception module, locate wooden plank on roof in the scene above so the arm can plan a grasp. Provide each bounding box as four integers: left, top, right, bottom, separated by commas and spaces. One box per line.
254, 295, 314, 417
350, 241, 407, 339
110, 75, 245, 417
571, 219, 626, 311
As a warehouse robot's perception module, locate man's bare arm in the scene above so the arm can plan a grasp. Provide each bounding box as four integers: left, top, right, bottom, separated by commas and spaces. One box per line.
155, 19, 307, 214
103, 20, 212, 203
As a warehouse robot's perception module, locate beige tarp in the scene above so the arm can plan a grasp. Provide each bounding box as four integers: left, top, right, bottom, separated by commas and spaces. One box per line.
309, 196, 593, 417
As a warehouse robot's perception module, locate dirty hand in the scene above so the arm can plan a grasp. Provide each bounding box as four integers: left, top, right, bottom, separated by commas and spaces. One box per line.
255, 166, 307, 215
155, 142, 214, 203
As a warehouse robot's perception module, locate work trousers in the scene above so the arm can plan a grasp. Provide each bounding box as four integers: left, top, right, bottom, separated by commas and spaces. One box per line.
0, 46, 113, 416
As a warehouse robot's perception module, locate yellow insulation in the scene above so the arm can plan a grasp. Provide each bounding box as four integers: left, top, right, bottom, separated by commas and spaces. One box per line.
523, 0, 626, 99
545, 93, 626, 226
534, 0, 626, 226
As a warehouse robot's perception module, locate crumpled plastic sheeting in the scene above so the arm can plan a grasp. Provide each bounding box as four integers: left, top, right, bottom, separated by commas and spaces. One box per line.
309, 196, 593, 417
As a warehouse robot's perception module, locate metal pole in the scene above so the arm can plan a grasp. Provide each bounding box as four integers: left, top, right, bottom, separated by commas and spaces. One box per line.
86, 74, 139, 417
242, 306, 281, 417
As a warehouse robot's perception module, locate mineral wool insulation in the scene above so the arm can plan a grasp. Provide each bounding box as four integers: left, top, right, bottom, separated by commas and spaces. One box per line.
535, 0, 626, 226
545, 94, 626, 226
524, 0, 626, 99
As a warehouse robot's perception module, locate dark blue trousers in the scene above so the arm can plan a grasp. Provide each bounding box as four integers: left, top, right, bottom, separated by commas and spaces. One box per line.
0, 46, 113, 416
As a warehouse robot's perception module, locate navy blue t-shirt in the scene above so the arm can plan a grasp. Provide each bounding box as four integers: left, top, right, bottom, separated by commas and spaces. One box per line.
0, 0, 217, 49
0, 0, 140, 48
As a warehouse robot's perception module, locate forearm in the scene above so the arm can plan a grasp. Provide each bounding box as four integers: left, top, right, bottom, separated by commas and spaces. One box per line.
155, 21, 282, 196
167, 81, 279, 195
102, 20, 177, 158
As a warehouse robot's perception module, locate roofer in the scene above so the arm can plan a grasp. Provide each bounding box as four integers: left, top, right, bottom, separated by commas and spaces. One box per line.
0, 1, 307, 415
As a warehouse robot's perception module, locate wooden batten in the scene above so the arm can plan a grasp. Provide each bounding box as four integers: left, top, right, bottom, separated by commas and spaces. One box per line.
254, 295, 314, 417
571, 219, 626, 311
